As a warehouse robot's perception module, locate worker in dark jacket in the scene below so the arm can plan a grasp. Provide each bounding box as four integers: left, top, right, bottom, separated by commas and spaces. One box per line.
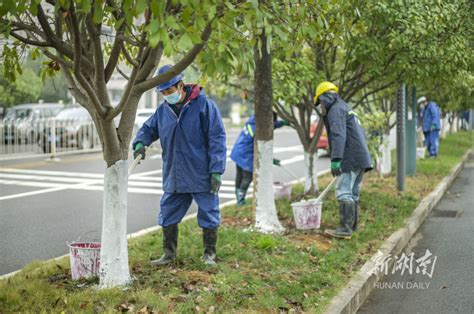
133, 65, 226, 266
417, 96, 441, 157
230, 113, 288, 206
313, 82, 372, 239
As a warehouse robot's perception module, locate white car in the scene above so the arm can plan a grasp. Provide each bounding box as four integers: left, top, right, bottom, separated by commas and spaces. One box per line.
133, 108, 155, 135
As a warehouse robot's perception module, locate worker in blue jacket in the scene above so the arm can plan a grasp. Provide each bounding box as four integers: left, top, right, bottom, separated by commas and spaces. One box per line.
230, 113, 288, 206
133, 65, 226, 266
417, 96, 441, 157
314, 82, 372, 239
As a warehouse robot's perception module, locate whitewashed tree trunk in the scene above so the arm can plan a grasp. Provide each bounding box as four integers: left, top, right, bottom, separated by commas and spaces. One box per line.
377, 133, 391, 176
254, 140, 285, 234
441, 115, 448, 138
99, 160, 131, 288
303, 151, 318, 194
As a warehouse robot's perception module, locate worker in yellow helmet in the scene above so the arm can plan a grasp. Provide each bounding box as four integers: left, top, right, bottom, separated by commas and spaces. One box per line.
313, 81, 373, 239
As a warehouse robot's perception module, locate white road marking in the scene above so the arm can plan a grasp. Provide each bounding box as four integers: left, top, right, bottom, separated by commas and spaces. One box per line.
0, 178, 102, 201
0, 146, 309, 200
0, 171, 235, 186
281, 155, 305, 165
0, 168, 104, 179
131, 169, 162, 177
0, 173, 102, 184
0, 187, 67, 201
274, 145, 303, 153
0, 179, 236, 200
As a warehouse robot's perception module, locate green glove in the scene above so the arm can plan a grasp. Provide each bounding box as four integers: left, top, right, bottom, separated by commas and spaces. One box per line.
431, 123, 436, 131
133, 143, 146, 160
280, 120, 290, 126
210, 173, 222, 194
273, 158, 281, 166
330, 160, 342, 177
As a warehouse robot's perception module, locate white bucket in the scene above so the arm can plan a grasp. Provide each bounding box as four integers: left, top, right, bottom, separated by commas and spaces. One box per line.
68, 242, 101, 280
416, 147, 426, 160
291, 199, 322, 229
273, 181, 292, 199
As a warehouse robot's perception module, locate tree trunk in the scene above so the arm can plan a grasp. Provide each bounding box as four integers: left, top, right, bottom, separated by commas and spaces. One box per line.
99, 159, 131, 288
303, 151, 318, 194
303, 119, 323, 195
91, 95, 141, 288
89, 115, 132, 288
377, 133, 391, 176
253, 30, 284, 234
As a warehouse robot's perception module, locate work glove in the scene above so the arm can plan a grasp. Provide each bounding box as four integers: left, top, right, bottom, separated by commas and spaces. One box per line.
210, 173, 222, 194
280, 120, 290, 126
331, 160, 342, 177
430, 123, 436, 131
133, 143, 146, 160
273, 158, 281, 166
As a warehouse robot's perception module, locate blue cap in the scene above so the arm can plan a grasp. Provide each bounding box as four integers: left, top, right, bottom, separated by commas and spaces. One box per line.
155, 64, 184, 92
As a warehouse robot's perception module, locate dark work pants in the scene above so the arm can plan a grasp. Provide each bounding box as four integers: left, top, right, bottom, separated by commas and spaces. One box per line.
235, 165, 253, 193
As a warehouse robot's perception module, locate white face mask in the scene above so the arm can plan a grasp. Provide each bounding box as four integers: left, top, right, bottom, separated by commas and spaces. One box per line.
163, 89, 181, 104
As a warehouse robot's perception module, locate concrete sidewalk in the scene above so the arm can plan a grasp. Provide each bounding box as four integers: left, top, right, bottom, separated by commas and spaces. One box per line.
358, 158, 474, 313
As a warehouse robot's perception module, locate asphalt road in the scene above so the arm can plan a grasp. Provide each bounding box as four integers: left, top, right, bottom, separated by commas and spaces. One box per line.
358, 159, 474, 314
0, 128, 330, 276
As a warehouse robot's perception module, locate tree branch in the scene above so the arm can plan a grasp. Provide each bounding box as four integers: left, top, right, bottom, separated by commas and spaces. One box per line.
85, 14, 108, 105
116, 67, 130, 80
104, 33, 124, 82
9, 31, 51, 47
41, 49, 74, 70
120, 42, 139, 67
135, 21, 214, 93
34, 4, 95, 71
68, 3, 106, 117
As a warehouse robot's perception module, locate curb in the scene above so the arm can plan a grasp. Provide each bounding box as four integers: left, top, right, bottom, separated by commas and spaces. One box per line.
325, 149, 472, 314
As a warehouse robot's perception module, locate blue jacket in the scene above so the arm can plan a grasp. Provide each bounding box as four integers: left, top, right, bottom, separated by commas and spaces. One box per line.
133, 86, 226, 193
230, 115, 285, 172
320, 93, 372, 173
422, 101, 441, 132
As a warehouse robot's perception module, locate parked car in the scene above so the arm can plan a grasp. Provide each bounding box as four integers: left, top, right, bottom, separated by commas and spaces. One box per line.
310, 114, 330, 150
3, 103, 64, 143
135, 108, 155, 127
133, 108, 155, 135
39, 106, 95, 153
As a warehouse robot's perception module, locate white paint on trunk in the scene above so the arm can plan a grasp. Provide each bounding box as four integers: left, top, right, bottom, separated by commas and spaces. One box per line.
99, 160, 131, 288
254, 140, 284, 234
441, 116, 449, 138
303, 151, 318, 194
377, 133, 392, 176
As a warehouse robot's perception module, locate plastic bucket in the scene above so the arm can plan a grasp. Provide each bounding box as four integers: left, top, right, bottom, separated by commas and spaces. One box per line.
291, 199, 322, 229
68, 242, 101, 280
416, 147, 426, 160
273, 181, 292, 199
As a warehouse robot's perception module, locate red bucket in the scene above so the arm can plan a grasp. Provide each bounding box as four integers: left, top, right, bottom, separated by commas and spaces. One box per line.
68, 242, 101, 280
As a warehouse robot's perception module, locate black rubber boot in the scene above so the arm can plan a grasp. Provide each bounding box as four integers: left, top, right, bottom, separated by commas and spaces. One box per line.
353, 201, 360, 231
235, 188, 247, 207
150, 224, 178, 266
202, 228, 217, 266
325, 201, 355, 239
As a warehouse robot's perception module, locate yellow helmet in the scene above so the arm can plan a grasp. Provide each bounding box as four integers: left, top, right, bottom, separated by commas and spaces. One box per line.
314, 81, 339, 103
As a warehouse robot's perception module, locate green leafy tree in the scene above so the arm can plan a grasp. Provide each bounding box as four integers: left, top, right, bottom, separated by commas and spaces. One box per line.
273, 0, 471, 192
0, 66, 43, 107
1, 0, 244, 287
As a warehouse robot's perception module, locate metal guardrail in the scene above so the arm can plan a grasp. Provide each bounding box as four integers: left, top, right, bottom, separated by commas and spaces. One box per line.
0, 117, 100, 159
